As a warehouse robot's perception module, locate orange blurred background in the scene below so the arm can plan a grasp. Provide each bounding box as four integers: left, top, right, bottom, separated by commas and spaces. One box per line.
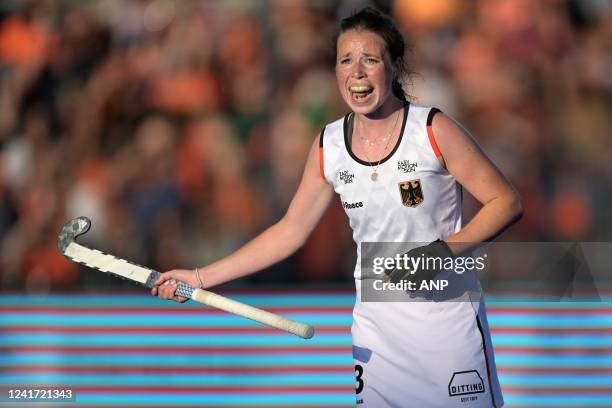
0, 0, 610, 293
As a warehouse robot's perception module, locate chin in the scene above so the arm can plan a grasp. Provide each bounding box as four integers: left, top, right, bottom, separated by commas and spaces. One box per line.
350, 106, 375, 115
344, 95, 381, 115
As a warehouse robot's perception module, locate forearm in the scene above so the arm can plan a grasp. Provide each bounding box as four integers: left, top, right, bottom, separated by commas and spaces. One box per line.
194, 136, 332, 289
198, 218, 305, 288
446, 192, 523, 255
431, 113, 524, 256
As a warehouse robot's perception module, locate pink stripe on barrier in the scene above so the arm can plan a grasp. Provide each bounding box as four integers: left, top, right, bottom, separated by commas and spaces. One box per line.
494, 347, 612, 354
502, 387, 612, 395
2, 327, 349, 335
0, 307, 353, 314
72, 387, 354, 393
499, 367, 612, 374
488, 307, 612, 315
6, 367, 352, 374
492, 328, 612, 334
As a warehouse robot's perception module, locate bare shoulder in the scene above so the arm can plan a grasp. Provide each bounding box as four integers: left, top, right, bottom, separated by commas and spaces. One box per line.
299, 132, 333, 190
431, 111, 482, 154
429, 111, 520, 207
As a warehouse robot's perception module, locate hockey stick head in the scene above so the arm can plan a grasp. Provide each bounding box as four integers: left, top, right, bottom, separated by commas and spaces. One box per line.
58, 216, 92, 254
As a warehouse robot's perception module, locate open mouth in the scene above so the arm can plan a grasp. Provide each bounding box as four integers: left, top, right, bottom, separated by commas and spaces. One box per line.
349, 85, 374, 100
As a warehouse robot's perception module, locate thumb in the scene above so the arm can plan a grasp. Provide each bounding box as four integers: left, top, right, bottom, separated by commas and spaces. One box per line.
154, 270, 178, 286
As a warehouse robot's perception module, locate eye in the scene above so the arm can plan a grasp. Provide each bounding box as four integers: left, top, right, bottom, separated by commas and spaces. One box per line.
339, 58, 351, 65
365, 57, 379, 64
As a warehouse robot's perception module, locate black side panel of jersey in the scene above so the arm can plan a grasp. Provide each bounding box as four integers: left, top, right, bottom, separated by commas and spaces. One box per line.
476, 315, 498, 408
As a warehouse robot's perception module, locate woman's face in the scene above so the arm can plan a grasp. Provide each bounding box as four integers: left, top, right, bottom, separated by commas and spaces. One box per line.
336, 29, 395, 115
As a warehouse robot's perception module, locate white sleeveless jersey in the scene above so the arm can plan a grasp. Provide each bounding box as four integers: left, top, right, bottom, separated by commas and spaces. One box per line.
321, 103, 461, 246
320, 103, 504, 407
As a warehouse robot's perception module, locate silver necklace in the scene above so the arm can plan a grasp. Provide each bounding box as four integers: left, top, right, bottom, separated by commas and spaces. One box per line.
357, 108, 401, 181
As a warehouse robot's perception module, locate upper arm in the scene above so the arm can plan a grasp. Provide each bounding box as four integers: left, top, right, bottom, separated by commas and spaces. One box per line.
432, 113, 519, 206
281, 134, 335, 243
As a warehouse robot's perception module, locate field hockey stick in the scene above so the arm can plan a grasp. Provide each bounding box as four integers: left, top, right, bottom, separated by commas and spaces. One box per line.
57, 217, 315, 339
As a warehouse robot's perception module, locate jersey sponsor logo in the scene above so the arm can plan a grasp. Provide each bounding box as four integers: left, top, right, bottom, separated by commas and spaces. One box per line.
397, 159, 418, 173
338, 170, 355, 184
343, 201, 363, 210
448, 370, 485, 397
398, 179, 424, 207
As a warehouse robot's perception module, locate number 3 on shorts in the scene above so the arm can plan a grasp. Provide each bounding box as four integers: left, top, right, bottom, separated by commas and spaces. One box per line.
355, 364, 364, 394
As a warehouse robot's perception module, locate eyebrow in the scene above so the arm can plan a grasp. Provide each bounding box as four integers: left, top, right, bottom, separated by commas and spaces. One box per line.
337, 52, 382, 59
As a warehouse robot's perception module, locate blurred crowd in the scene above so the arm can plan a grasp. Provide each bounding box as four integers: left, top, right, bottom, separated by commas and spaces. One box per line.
0, 0, 610, 292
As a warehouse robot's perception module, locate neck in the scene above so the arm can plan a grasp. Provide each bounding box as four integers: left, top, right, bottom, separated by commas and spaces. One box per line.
355, 97, 403, 133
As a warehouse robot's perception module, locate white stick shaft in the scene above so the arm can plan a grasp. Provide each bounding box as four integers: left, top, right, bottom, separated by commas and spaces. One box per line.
191, 289, 314, 339
59, 217, 315, 339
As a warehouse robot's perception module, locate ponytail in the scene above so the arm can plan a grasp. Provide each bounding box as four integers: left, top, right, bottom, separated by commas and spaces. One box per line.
392, 78, 407, 103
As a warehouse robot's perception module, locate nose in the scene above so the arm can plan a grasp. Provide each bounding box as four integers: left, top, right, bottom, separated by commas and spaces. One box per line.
351, 61, 366, 79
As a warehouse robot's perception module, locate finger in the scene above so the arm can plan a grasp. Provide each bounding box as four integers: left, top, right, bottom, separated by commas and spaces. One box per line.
160, 284, 175, 299
159, 280, 178, 300
154, 272, 176, 286
151, 287, 158, 296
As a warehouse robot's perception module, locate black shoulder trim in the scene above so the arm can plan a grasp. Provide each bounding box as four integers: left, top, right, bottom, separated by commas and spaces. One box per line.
319, 126, 325, 147
427, 107, 442, 126
343, 112, 353, 151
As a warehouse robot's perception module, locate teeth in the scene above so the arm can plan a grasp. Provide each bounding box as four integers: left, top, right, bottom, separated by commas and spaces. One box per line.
350, 86, 372, 92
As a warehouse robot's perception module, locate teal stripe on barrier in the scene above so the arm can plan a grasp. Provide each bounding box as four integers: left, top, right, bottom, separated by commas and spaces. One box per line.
5, 332, 610, 348
0, 353, 352, 367
500, 374, 612, 387
3, 352, 609, 369
503, 394, 612, 406
54, 392, 612, 407
0, 313, 352, 328
1, 294, 611, 308
9, 313, 612, 330
489, 315, 612, 328
0, 373, 353, 386
4, 391, 612, 406
0, 333, 351, 347
491, 333, 612, 348
486, 299, 612, 308
4, 312, 612, 329
496, 354, 612, 368
6, 372, 612, 388
71, 392, 355, 406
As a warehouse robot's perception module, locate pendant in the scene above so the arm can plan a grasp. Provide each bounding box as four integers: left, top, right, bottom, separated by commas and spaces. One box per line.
371, 172, 378, 181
